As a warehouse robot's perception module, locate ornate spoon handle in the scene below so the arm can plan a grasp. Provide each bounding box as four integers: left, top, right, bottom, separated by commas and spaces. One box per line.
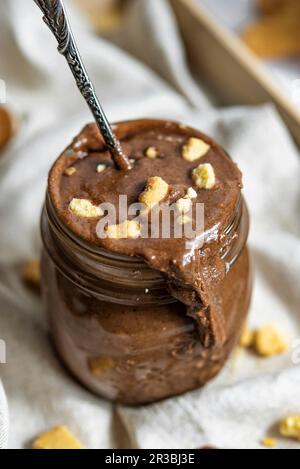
34, 0, 131, 171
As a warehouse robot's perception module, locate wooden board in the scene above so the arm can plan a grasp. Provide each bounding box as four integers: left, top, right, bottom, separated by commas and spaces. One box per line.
170, 0, 300, 148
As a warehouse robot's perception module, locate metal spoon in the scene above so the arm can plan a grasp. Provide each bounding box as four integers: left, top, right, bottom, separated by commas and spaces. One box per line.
34, 0, 131, 171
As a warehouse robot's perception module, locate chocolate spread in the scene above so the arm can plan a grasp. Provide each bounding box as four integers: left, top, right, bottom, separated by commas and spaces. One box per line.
42, 119, 251, 404
49, 120, 242, 347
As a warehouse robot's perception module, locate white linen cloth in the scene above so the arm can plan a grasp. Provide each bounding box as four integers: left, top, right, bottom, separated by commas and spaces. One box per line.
0, 0, 300, 449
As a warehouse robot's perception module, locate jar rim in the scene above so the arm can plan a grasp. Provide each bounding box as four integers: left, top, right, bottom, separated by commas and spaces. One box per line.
45, 191, 245, 266
41, 191, 248, 305
45, 187, 249, 270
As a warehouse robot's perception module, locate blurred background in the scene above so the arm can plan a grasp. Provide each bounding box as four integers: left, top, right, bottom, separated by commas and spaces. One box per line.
2, 0, 300, 152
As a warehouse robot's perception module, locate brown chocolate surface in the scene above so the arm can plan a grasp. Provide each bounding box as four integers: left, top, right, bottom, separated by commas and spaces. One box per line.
49, 120, 241, 245
48, 120, 243, 349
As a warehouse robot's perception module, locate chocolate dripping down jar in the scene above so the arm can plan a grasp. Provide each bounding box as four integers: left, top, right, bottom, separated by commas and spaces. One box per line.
40, 121, 252, 405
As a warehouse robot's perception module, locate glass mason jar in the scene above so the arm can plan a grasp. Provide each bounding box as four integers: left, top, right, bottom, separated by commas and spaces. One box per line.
41, 124, 252, 406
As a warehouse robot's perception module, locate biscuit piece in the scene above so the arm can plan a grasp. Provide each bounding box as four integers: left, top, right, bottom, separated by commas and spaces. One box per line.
261, 437, 277, 448
145, 147, 158, 159
176, 197, 192, 214
182, 137, 210, 162
32, 426, 82, 449
139, 176, 169, 211
69, 198, 103, 218
192, 163, 216, 190
106, 220, 141, 239
280, 416, 300, 441
239, 327, 254, 348
186, 187, 197, 199
75, 0, 124, 32
21, 260, 40, 292
254, 325, 288, 357
64, 167, 76, 176
97, 164, 107, 173
242, 1, 300, 58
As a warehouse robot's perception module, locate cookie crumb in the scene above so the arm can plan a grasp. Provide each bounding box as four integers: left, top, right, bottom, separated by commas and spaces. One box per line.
254, 324, 288, 357
192, 163, 216, 190
280, 415, 300, 441
186, 187, 197, 199
261, 437, 277, 448
97, 164, 107, 173
176, 197, 192, 214
239, 327, 254, 348
106, 220, 141, 239
139, 176, 169, 211
242, 0, 300, 59
182, 137, 210, 162
32, 426, 82, 449
21, 260, 40, 292
69, 198, 103, 218
64, 167, 76, 177
145, 147, 158, 159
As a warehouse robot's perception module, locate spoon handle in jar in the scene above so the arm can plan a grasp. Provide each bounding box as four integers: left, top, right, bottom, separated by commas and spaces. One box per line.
33, 0, 131, 171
